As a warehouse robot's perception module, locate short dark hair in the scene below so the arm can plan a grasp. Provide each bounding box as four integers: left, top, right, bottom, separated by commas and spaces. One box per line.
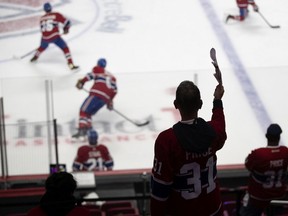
45, 172, 77, 194
175, 81, 201, 112
266, 124, 282, 143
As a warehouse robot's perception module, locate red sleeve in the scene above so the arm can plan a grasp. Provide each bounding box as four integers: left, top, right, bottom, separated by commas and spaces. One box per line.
245, 148, 269, 172
76, 146, 89, 163
97, 145, 113, 161
209, 100, 227, 151
55, 12, 68, 26
152, 130, 175, 183
245, 150, 255, 171
150, 130, 174, 216
81, 66, 104, 83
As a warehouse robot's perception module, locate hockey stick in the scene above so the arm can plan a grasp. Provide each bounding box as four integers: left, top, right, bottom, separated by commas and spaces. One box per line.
13, 33, 69, 60
82, 88, 150, 127
112, 108, 150, 127
210, 48, 223, 85
13, 49, 35, 60
257, 11, 280, 29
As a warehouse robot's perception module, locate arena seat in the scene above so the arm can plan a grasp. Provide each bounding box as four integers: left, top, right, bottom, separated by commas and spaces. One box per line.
223, 200, 237, 216
101, 200, 132, 213
106, 206, 137, 216
88, 208, 104, 216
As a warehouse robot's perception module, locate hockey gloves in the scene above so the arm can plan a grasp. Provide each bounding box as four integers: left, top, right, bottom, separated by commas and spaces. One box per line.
107, 101, 113, 110
76, 79, 84, 89
63, 27, 69, 34
253, 4, 259, 12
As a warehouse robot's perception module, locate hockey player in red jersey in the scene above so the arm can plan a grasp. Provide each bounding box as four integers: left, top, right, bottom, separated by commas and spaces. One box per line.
72, 58, 117, 138
30, 2, 79, 71
72, 129, 114, 171
240, 124, 288, 216
150, 81, 226, 216
226, 0, 259, 23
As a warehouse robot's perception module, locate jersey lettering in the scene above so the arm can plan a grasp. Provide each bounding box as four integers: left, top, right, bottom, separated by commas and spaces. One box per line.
85, 158, 103, 171
263, 169, 284, 189
179, 156, 216, 200
153, 158, 162, 175
41, 20, 54, 32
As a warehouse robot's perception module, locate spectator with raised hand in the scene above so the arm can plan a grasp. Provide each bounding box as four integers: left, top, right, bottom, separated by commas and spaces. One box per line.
150, 80, 226, 216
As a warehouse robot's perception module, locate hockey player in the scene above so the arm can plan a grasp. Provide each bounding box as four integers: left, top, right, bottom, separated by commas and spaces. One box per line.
30, 2, 79, 71
72, 58, 117, 138
226, 0, 259, 23
150, 81, 226, 216
240, 124, 288, 216
72, 129, 114, 171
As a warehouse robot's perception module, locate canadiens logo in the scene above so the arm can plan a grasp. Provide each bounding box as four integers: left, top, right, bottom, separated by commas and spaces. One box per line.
4, 115, 161, 147
0, 0, 132, 39
0, 0, 68, 38
97, 0, 132, 33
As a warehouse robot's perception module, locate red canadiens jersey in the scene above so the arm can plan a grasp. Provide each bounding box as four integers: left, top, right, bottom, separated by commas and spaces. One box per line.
150, 104, 227, 216
245, 145, 288, 200
40, 12, 70, 41
237, 0, 255, 8
82, 66, 117, 103
73, 145, 114, 171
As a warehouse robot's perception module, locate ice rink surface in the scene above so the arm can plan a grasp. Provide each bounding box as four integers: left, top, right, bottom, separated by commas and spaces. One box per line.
0, 0, 288, 174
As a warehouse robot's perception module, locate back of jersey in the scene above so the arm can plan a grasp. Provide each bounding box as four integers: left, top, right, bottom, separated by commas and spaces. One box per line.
40, 12, 66, 41
246, 146, 288, 199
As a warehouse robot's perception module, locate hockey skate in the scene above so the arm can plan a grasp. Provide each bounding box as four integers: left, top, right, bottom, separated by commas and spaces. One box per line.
72, 128, 88, 139
68, 63, 80, 72
225, 15, 233, 23
30, 56, 38, 62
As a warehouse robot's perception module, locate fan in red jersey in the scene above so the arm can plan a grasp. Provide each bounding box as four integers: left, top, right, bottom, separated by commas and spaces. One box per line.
72, 129, 114, 171
150, 80, 226, 216
226, 0, 259, 23
240, 124, 288, 216
72, 58, 117, 138
30, 2, 79, 71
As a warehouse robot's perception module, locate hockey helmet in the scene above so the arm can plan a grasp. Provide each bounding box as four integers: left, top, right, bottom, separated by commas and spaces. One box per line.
97, 58, 107, 68
87, 129, 98, 145
43, 2, 52, 12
